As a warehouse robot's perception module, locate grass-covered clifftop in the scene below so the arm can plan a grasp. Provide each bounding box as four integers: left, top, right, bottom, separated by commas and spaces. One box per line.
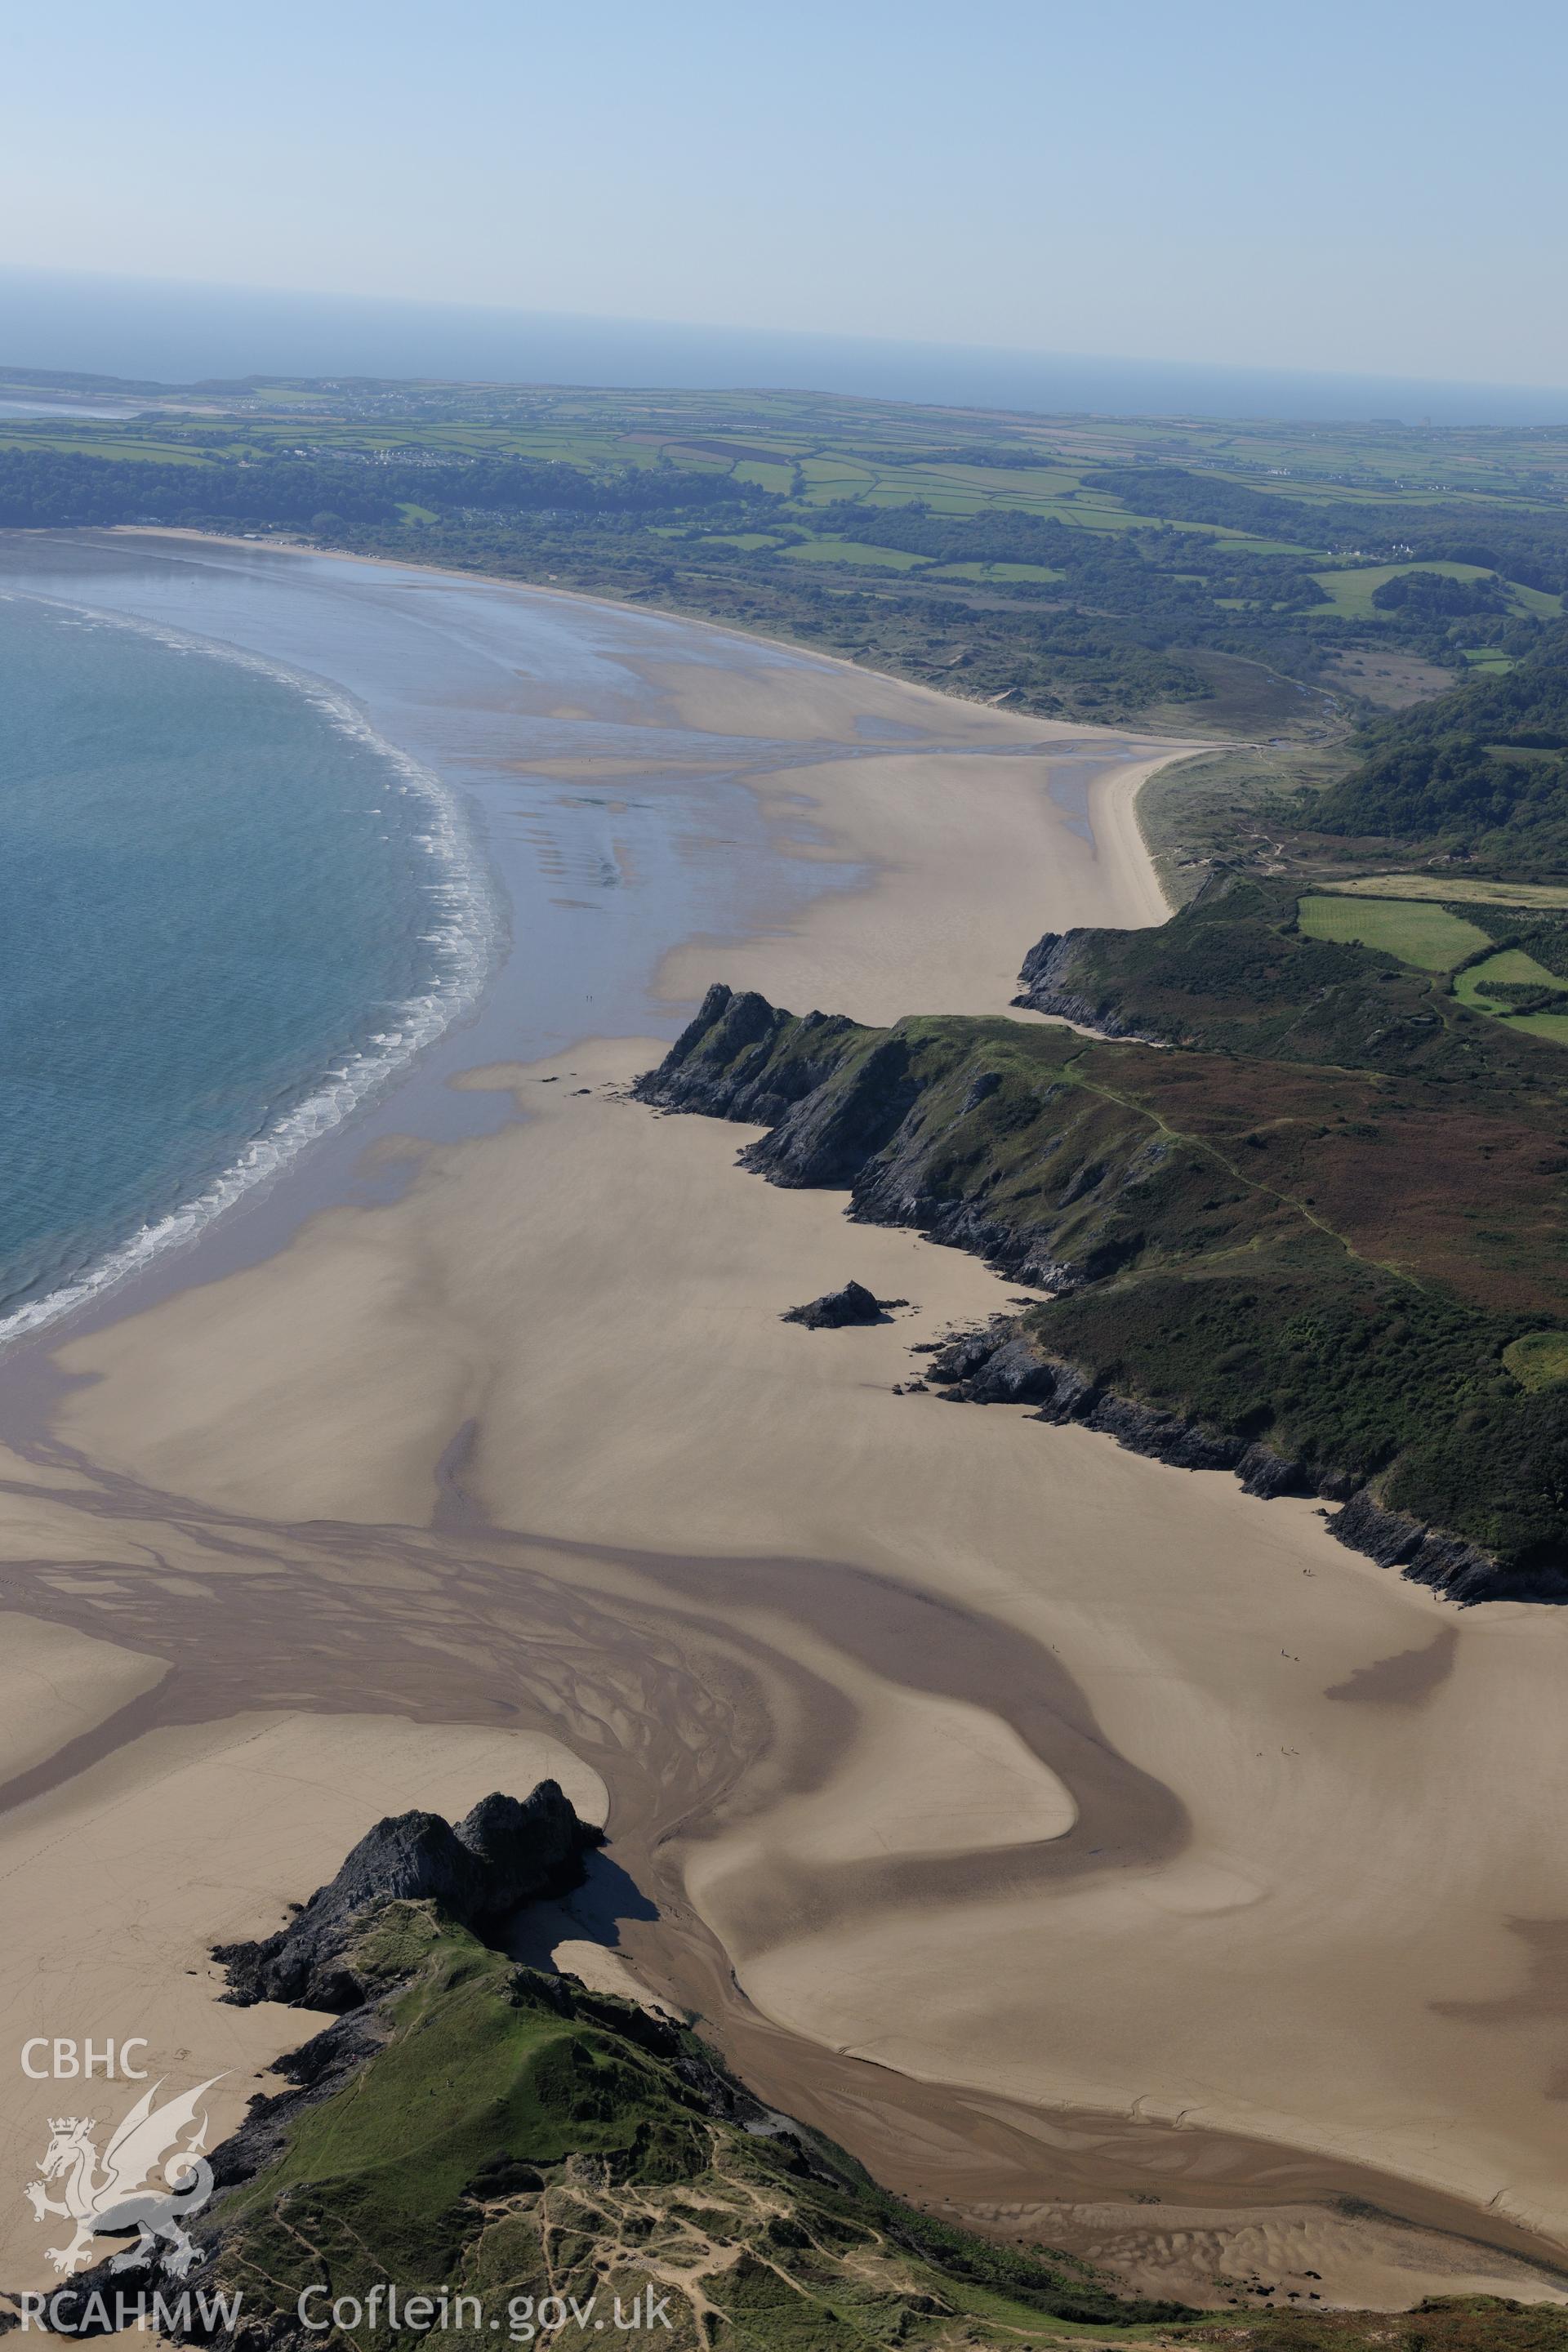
31, 1796, 1194, 2347
194, 1909, 1189, 2350
25, 1774, 1207, 2352
185, 1916, 1568, 2351
636, 884, 1568, 1594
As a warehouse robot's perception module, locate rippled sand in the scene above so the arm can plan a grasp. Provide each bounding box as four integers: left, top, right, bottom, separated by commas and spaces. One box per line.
1, 549, 1564, 2314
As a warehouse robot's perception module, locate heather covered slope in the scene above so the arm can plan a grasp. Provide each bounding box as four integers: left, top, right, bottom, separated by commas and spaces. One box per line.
636, 958, 1568, 1591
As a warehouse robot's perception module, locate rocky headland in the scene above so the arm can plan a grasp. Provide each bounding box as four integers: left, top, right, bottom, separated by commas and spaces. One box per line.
635, 949, 1568, 1605
13, 1791, 1192, 2350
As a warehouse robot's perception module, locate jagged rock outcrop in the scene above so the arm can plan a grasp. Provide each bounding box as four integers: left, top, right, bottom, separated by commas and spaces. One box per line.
1012, 930, 1166, 1041
1326, 1489, 1567, 1606
744, 1034, 920, 1190
925, 1319, 1062, 1404
634, 984, 859, 1127
1013, 929, 1120, 1030
783, 1280, 905, 1328
929, 1319, 1305, 1481
215, 1783, 601, 2009
635, 988, 1098, 1291
14, 1795, 609, 2343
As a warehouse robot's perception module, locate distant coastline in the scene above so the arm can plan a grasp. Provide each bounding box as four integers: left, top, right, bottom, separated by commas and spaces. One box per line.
7, 268, 1568, 424
0, 528, 1182, 1365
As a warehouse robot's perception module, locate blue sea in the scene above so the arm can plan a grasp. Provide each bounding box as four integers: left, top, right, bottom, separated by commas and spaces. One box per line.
5, 267, 1568, 427
0, 592, 491, 1338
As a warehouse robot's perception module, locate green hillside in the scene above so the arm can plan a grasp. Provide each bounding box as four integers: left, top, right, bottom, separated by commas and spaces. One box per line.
193, 1904, 1189, 2350
1313, 623, 1568, 868
635, 875, 1568, 1590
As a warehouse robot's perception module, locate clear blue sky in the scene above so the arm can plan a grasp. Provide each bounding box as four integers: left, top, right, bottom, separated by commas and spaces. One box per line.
5, 0, 1564, 387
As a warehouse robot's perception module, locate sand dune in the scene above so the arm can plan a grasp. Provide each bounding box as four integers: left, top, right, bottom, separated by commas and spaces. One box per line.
969, 2197, 1568, 2314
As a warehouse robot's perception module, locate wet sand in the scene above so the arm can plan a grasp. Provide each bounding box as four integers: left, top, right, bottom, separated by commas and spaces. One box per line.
0, 1691, 604, 2289
0, 539, 1565, 2318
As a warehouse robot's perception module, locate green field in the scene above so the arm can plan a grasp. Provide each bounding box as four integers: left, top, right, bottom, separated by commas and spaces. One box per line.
1454, 946, 1562, 1004
1450, 948, 1568, 1045
775, 535, 933, 569
1297, 893, 1490, 969
208, 1904, 1189, 2348
1308, 559, 1561, 621
927, 559, 1066, 583
1324, 875, 1568, 909
730, 460, 795, 492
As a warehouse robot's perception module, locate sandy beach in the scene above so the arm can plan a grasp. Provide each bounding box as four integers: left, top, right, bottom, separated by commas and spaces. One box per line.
1, 537, 1566, 2317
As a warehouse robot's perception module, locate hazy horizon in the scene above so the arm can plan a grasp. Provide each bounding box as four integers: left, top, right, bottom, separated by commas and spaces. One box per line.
4, 0, 1566, 403
7, 266, 1568, 430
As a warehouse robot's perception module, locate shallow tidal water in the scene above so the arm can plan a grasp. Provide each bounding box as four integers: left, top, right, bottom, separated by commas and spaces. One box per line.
0, 530, 1156, 1351
0, 588, 488, 1335
0, 532, 894, 1337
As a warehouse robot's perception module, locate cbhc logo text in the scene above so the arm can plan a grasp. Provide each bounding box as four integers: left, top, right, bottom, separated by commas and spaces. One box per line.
20, 2041, 149, 2080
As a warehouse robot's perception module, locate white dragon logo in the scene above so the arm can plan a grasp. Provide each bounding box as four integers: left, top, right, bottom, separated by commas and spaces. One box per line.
24, 2077, 224, 2277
